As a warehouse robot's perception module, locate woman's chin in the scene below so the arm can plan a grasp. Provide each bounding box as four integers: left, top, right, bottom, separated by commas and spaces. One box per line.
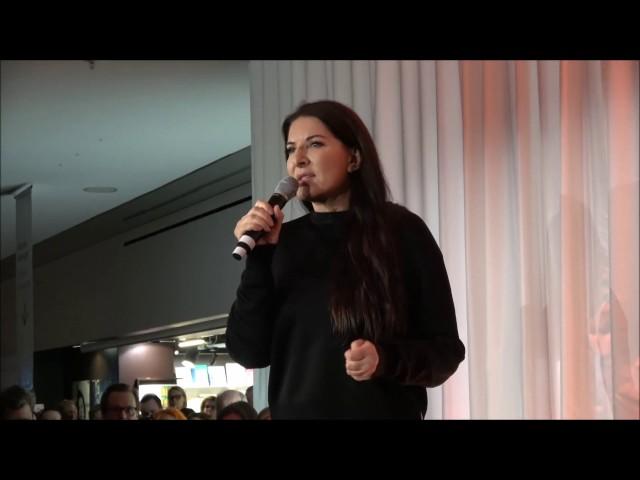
296, 187, 312, 201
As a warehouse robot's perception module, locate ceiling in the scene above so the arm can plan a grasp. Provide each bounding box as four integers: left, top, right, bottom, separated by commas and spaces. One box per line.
1, 60, 251, 262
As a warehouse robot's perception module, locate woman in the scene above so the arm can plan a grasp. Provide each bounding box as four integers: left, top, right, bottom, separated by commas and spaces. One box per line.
227, 100, 465, 419
200, 395, 217, 419
167, 386, 194, 418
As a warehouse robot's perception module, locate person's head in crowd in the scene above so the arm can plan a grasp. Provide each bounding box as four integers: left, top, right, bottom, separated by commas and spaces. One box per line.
38, 408, 62, 420
167, 386, 187, 410
217, 401, 258, 420
153, 407, 187, 420
245, 386, 254, 407
200, 396, 217, 419
89, 405, 102, 420
166, 385, 196, 417
140, 394, 163, 420
257, 407, 272, 420
57, 399, 78, 420
100, 383, 139, 420
215, 390, 246, 414
0, 385, 35, 420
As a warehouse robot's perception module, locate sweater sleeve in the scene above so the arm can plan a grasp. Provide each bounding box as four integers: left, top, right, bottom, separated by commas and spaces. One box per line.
226, 245, 278, 369
374, 208, 465, 388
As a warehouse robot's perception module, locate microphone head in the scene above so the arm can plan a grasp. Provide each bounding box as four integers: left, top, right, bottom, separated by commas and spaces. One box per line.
274, 176, 299, 200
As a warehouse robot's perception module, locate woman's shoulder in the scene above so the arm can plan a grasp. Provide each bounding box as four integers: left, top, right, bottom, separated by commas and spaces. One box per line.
383, 202, 441, 251
383, 202, 427, 228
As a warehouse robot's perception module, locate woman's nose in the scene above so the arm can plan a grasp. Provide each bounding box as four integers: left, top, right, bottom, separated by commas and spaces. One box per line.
292, 146, 309, 165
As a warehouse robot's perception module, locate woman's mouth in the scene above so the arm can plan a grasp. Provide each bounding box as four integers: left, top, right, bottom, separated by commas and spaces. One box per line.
298, 174, 314, 185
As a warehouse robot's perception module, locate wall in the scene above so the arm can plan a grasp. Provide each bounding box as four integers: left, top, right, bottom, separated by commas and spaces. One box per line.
118, 343, 175, 388
2, 182, 250, 352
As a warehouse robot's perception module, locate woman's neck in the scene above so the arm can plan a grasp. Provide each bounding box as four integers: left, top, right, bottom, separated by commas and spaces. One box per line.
311, 190, 351, 212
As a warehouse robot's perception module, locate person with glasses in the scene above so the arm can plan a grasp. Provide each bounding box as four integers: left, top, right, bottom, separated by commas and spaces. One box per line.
167, 386, 195, 418
100, 383, 139, 420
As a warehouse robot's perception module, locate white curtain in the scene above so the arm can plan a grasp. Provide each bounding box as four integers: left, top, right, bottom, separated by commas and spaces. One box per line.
248, 60, 639, 419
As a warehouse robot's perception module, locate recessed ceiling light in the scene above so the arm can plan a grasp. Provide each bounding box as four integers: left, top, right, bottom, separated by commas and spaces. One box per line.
83, 187, 117, 193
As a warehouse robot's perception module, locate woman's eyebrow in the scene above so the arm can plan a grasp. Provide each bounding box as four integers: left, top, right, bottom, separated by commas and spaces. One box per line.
286, 134, 328, 145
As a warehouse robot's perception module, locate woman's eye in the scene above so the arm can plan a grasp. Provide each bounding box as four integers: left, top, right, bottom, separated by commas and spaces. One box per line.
310, 141, 323, 148
286, 146, 295, 156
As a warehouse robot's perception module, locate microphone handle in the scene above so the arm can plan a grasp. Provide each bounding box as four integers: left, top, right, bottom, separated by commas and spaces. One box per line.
232, 193, 287, 260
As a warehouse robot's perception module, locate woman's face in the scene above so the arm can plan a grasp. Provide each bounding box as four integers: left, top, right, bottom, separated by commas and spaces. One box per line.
169, 390, 185, 409
286, 116, 355, 212
201, 401, 216, 418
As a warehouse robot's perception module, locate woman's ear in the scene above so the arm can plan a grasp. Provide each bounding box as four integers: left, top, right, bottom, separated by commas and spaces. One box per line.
348, 150, 362, 172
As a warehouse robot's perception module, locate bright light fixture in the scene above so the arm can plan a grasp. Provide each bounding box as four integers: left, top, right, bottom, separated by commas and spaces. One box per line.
178, 339, 206, 348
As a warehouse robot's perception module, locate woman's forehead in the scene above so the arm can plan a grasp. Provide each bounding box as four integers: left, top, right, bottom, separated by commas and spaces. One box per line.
288, 116, 332, 140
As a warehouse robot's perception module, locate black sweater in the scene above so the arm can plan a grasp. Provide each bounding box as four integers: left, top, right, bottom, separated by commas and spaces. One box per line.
227, 203, 465, 419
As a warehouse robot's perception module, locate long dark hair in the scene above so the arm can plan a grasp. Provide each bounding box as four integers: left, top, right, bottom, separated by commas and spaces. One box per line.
282, 100, 407, 344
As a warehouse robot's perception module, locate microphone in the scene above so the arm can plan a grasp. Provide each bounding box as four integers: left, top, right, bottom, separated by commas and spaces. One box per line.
232, 176, 299, 260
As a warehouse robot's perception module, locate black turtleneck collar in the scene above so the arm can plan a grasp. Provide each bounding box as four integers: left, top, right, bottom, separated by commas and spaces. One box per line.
308, 209, 353, 225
